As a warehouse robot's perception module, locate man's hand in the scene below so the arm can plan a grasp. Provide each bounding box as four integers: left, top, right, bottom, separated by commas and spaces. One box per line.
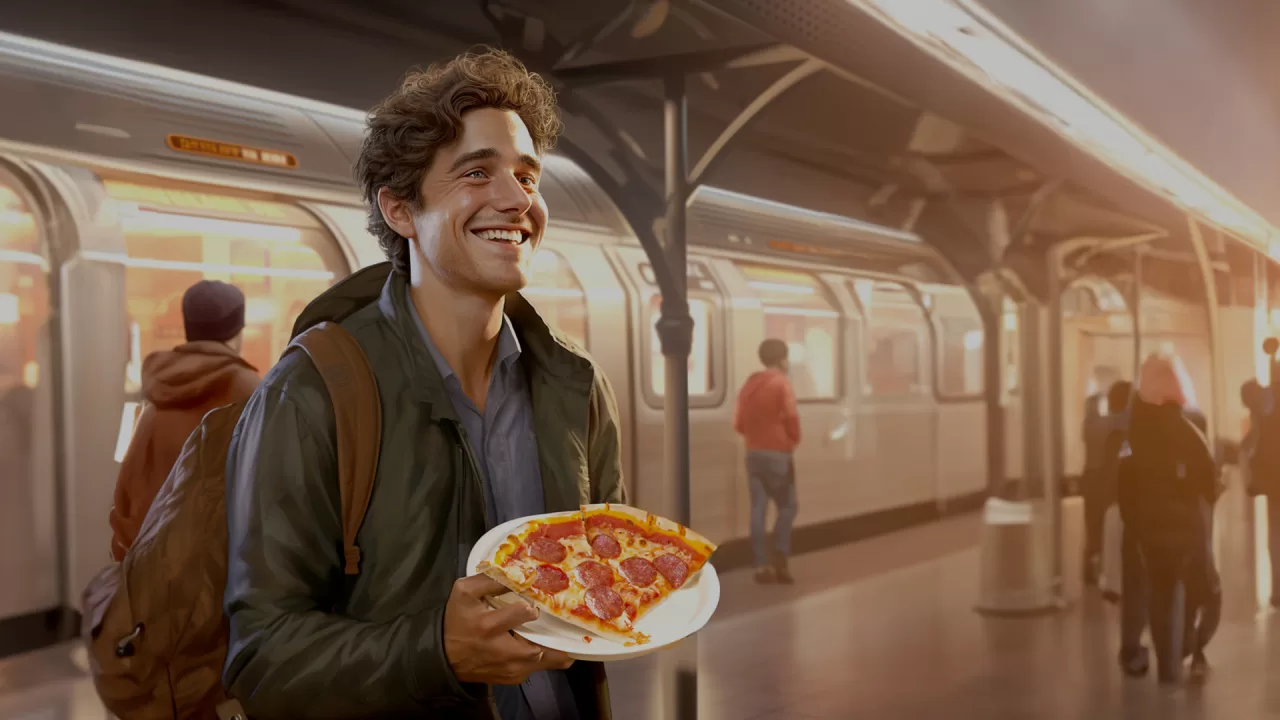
443, 575, 575, 685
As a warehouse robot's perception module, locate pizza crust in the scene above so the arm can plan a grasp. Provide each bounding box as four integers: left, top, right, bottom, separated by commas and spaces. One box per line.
579, 503, 719, 561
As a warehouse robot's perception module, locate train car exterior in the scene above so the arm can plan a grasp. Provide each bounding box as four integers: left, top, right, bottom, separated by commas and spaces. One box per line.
0, 30, 1254, 650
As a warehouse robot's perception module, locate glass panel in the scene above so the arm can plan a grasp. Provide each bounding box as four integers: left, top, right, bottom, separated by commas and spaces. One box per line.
0, 180, 48, 392
106, 181, 347, 382
0, 174, 56, 616
939, 316, 984, 396
865, 326, 921, 396
648, 294, 712, 397
737, 264, 840, 400
1003, 298, 1020, 395
523, 248, 588, 348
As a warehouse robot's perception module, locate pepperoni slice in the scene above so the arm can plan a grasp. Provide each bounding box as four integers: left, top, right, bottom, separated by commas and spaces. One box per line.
654, 554, 690, 589
574, 561, 614, 588
528, 537, 567, 564
533, 565, 569, 594
591, 533, 622, 559
584, 586, 624, 620
619, 557, 657, 587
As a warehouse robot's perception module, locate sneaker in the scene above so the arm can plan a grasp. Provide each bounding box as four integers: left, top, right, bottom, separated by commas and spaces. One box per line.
772, 552, 795, 585
754, 566, 777, 584
1188, 652, 1210, 683
1119, 646, 1149, 678
1084, 555, 1100, 587
775, 565, 795, 585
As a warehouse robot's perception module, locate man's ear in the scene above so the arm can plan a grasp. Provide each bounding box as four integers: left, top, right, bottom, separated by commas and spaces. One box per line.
377, 186, 417, 239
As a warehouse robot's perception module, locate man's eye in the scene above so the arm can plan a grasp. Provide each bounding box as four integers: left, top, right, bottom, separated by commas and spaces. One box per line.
466, 170, 487, 179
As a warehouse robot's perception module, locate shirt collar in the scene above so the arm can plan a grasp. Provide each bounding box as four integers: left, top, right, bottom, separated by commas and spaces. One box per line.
405, 287, 522, 385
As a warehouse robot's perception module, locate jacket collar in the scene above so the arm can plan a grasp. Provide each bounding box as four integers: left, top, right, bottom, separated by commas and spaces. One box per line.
376, 269, 594, 420
173, 341, 258, 372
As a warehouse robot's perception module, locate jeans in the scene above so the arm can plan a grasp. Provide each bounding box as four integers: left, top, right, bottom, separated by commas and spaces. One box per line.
1269, 494, 1280, 599
1184, 504, 1221, 657
1119, 526, 1148, 653
1143, 545, 1191, 682
1082, 467, 1105, 563
746, 450, 798, 568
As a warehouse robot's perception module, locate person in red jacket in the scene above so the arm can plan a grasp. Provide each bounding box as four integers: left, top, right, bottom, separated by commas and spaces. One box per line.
108, 280, 261, 562
734, 338, 801, 584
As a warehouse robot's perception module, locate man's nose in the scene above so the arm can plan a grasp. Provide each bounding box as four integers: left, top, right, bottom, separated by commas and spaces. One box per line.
491, 172, 534, 214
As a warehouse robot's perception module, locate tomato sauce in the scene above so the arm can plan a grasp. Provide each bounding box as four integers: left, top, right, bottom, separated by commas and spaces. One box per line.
528, 519, 585, 542
586, 513, 705, 561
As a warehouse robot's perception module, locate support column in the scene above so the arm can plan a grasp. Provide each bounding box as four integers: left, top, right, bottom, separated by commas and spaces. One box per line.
1187, 219, 1224, 461
653, 72, 697, 720
1045, 247, 1065, 604
1132, 249, 1143, 381
974, 294, 1056, 616
1256, 250, 1270, 385
982, 301, 1006, 497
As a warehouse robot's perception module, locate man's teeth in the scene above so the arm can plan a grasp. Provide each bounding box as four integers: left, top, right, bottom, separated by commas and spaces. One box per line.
475, 229, 526, 243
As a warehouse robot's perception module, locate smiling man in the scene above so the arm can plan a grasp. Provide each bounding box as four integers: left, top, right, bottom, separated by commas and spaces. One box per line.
222, 49, 626, 719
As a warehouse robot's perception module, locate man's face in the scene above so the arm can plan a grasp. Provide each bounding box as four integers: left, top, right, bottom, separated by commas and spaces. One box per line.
410, 108, 547, 298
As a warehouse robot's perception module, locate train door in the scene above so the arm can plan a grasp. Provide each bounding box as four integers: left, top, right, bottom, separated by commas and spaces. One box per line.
52, 172, 350, 609
606, 247, 733, 543
930, 289, 987, 503
850, 279, 938, 513
0, 161, 58, 627
715, 260, 849, 529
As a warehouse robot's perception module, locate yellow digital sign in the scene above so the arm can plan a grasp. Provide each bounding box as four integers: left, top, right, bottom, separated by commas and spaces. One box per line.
166, 134, 298, 169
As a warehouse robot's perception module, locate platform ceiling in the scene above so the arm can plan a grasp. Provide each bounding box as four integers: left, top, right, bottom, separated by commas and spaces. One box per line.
0, 0, 1241, 300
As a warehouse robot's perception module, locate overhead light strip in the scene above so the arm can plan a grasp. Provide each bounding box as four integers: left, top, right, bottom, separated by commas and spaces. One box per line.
844, 0, 1280, 252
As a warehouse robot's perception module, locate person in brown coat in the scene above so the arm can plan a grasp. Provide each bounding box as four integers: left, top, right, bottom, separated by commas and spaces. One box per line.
108, 280, 260, 561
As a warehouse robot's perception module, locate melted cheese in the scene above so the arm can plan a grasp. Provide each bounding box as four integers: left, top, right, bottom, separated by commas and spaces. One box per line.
505, 531, 642, 638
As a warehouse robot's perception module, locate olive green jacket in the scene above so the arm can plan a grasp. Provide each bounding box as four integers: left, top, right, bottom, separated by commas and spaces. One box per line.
223, 263, 626, 718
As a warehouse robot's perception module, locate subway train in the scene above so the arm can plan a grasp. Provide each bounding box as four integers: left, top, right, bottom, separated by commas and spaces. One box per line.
0, 31, 1254, 633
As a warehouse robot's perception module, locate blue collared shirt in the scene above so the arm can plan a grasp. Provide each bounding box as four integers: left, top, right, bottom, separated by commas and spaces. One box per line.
406, 291, 579, 720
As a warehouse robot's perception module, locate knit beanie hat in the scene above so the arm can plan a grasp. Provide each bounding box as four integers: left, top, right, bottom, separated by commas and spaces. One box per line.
182, 280, 246, 343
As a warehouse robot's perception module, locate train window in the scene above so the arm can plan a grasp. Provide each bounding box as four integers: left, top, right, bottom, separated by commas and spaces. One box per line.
1004, 300, 1020, 395
0, 177, 49, 393
939, 316, 984, 396
646, 294, 714, 397
736, 264, 840, 401
0, 178, 48, 391
862, 283, 926, 398
104, 180, 348, 380
523, 249, 588, 348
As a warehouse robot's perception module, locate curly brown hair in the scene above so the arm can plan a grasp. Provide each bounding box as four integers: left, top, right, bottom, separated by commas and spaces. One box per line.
356, 48, 563, 274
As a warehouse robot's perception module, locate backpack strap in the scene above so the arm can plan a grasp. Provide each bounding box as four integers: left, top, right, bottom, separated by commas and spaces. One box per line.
288, 322, 382, 576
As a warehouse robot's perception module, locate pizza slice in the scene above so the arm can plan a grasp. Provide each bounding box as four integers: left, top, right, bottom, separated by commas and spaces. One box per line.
477, 504, 718, 646
578, 504, 717, 625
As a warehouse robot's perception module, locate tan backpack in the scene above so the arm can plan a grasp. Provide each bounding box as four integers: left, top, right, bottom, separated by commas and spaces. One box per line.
81, 322, 382, 720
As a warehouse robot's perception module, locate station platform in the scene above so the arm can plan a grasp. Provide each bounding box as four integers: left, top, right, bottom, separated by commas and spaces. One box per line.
2, 483, 1277, 720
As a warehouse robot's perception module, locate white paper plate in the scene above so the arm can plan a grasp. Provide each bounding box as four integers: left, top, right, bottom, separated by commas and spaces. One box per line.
466, 511, 720, 662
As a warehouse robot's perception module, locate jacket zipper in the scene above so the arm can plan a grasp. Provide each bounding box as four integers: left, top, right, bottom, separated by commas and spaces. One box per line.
448, 420, 492, 529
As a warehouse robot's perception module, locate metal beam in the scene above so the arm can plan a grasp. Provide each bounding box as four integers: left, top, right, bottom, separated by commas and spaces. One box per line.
1187, 217, 1226, 463
1011, 180, 1062, 241
1132, 248, 1144, 382
1045, 245, 1065, 605
688, 58, 824, 187
553, 42, 784, 86
901, 197, 927, 232
553, 0, 642, 66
